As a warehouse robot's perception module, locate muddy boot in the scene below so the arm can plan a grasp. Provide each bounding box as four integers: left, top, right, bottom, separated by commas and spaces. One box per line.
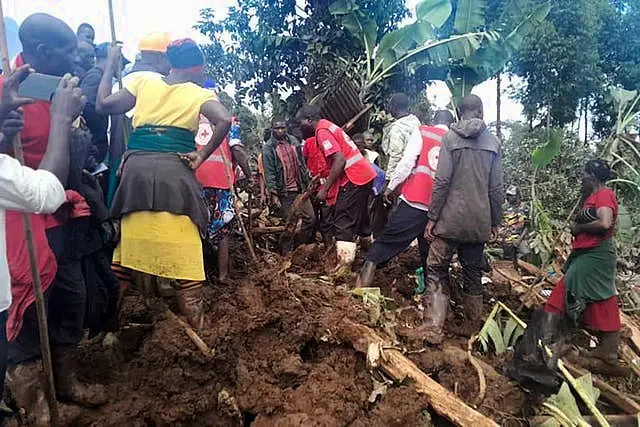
356, 261, 377, 288
176, 284, 205, 330
53, 346, 108, 407
400, 289, 449, 345
461, 293, 484, 337
584, 331, 621, 365
6, 361, 51, 426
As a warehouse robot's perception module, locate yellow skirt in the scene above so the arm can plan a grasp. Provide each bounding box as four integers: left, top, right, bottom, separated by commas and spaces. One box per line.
113, 211, 205, 281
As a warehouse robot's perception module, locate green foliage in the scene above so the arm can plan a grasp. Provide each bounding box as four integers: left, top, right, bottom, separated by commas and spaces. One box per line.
502, 123, 594, 219
477, 303, 526, 355
541, 374, 601, 427
531, 128, 563, 169
195, 0, 409, 107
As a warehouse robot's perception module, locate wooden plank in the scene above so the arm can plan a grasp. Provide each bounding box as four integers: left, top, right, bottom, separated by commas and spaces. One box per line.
621, 313, 640, 354
340, 319, 499, 427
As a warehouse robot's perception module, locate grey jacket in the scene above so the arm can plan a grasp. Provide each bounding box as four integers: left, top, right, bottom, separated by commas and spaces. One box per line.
428, 118, 504, 243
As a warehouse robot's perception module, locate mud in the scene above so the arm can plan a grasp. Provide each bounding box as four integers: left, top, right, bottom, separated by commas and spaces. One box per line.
22, 242, 636, 426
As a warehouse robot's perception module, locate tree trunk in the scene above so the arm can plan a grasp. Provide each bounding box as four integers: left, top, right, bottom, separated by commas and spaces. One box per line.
496, 74, 502, 140
584, 97, 589, 145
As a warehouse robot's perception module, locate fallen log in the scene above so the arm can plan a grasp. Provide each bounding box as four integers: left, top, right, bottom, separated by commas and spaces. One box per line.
339, 319, 499, 427
564, 361, 640, 415
620, 313, 640, 354
530, 414, 639, 427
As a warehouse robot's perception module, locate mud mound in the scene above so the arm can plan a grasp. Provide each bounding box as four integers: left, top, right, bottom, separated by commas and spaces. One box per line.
68, 252, 438, 426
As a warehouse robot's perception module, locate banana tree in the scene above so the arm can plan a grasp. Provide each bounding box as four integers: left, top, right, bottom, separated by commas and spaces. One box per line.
446, 0, 552, 102
328, 0, 488, 101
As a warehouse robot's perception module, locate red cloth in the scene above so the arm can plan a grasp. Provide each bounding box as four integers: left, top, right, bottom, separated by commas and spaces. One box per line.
402, 125, 446, 206
545, 277, 621, 332
573, 188, 618, 250
44, 190, 92, 229
302, 137, 338, 206
2, 53, 58, 340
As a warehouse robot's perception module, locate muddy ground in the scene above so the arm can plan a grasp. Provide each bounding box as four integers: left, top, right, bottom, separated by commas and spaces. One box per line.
25, 241, 640, 426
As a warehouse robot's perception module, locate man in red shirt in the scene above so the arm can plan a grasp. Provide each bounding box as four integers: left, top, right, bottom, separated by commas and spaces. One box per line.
296, 105, 376, 266
3, 14, 108, 425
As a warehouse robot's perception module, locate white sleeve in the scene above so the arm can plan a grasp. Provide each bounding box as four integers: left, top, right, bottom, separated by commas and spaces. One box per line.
0, 155, 66, 214
387, 128, 422, 192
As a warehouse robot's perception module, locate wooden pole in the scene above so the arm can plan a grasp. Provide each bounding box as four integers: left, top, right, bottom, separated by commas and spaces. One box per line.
222, 156, 258, 263
107, 0, 123, 90
0, 2, 59, 424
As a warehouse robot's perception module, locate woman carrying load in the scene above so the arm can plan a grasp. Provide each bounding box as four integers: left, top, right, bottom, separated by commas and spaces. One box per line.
96, 39, 232, 328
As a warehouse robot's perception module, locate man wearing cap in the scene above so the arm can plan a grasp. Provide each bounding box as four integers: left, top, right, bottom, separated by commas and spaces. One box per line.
80, 42, 110, 164
105, 31, 171, 206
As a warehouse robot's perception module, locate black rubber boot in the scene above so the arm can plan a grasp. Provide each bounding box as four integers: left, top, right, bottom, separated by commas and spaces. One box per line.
356, 261, 377, 288
587, 331, 621, 365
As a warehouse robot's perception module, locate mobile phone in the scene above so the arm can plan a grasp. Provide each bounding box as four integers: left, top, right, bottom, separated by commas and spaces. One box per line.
18, 73, 62, 102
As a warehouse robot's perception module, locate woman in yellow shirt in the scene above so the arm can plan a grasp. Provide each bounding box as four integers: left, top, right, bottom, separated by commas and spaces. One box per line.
96, 39, 231, 328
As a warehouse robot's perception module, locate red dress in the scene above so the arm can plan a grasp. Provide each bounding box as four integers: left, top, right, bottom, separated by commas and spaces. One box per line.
545, 188, 620, 332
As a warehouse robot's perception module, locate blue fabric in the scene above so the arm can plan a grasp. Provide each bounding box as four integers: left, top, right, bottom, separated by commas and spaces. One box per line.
371, 163, 386, 196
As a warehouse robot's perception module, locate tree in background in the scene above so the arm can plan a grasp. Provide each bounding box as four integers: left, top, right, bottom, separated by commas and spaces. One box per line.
196, 0, 409, 114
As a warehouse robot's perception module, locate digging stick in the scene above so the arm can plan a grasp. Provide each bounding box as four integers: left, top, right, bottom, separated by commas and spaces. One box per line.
107, 0, 123, 90
0, 2, 59, 424
222, 156, 258, 263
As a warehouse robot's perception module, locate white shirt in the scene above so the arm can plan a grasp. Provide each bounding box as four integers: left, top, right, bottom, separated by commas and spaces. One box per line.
0, 154, 66, 312
388, 124, 448, 212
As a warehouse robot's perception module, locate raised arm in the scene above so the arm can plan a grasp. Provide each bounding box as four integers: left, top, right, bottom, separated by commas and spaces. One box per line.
96, 46, 136, 115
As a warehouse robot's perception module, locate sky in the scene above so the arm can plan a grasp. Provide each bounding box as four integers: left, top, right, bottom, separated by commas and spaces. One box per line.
5, 0, 523, 125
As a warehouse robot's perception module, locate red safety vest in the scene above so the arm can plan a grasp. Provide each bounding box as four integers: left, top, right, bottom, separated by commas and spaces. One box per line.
302, 137, 339, 205
195, 115, 234, 189
401, 125, 446, 206
315, 119, 376, 186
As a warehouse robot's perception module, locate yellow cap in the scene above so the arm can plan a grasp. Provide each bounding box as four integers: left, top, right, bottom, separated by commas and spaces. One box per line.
138, 32, 171, 53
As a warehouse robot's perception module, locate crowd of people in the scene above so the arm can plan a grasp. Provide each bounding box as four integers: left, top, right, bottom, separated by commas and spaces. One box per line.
0, 10, 625, 425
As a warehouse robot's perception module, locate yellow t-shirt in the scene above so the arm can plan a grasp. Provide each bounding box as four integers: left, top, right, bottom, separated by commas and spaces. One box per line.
125, 77, 218, 133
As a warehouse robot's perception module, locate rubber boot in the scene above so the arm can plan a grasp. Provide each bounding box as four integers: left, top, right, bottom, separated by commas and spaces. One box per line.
399, 289, 448, 345
52, 346, 108, 407
358, 235, 374, 252
176, 285, 205, 330
420, 289, 449, 345
587, 331, 621, 365
356, 261, 377, 288
336, 241, 357, 267
462, 293, 484, 337
322, 233, 335, 253
6, 361, 51, 426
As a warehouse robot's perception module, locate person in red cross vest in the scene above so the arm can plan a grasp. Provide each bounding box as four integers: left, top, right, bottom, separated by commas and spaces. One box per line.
195, 111, 251, 283
356, 110, 454, 289
296, 104, 376, 267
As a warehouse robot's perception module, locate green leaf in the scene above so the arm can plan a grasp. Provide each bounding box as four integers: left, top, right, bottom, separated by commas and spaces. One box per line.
510, 327, 525, 347
611, 87, 638, 108
453, 0, 486, 34
484, 318, 506, 354
503, 317, 519, 347
328, 0, 359, 15
574, 373, 600, 405
505, 1, 552, 48
416, 0, 453, 28
532, 129, 564, 169
544, 382, 583, 423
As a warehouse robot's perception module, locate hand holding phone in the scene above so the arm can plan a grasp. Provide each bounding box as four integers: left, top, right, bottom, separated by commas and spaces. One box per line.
0, 64, 35, 119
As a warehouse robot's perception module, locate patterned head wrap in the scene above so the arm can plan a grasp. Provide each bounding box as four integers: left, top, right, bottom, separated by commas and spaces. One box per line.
584, 159, 612, 183
166, 38, 205, 71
